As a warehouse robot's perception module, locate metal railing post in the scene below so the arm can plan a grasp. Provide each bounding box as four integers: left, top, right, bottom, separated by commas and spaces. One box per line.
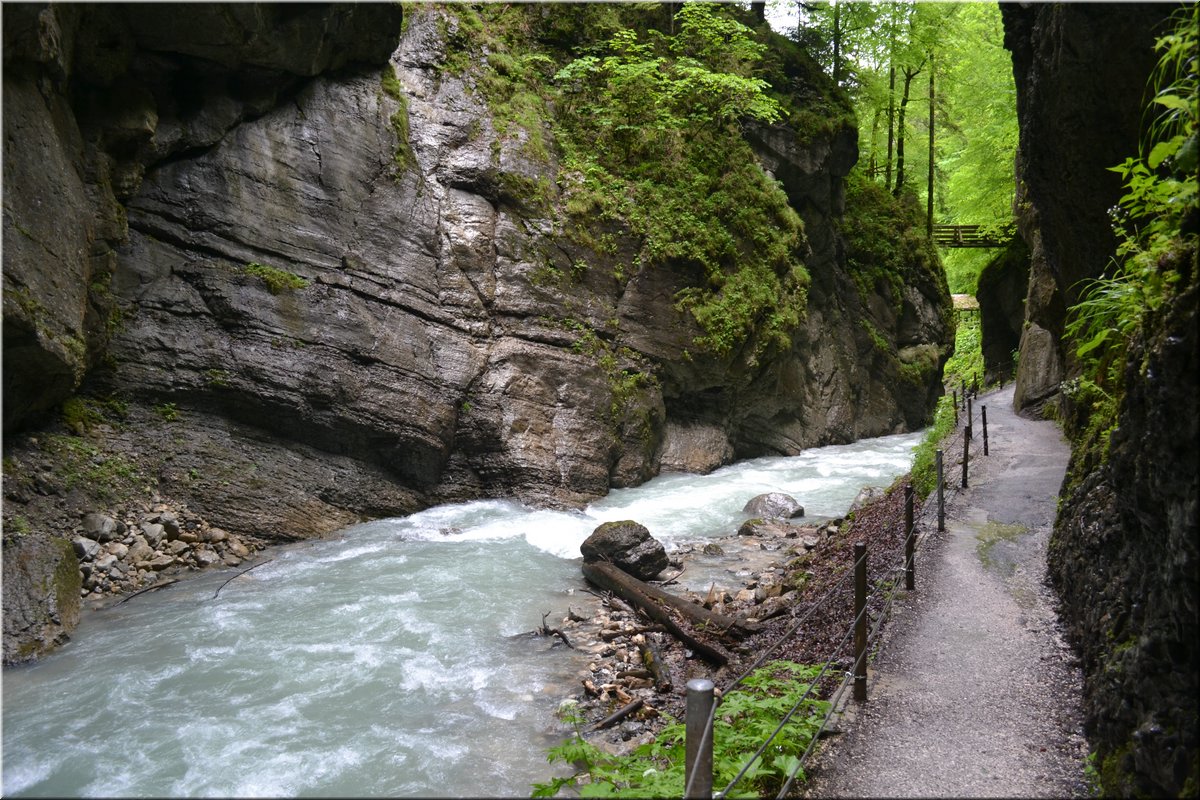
961, 426, 970, 488
967, 397, 973, 439
936, 449, 945, 532
904, 485, 915, 591
952, 390, 959, 426
982, 405, 989, 456
853, 542, 867, 703
684, 679, 714, 800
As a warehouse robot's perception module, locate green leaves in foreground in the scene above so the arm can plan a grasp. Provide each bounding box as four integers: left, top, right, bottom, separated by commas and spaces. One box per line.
532, 661, 828, 798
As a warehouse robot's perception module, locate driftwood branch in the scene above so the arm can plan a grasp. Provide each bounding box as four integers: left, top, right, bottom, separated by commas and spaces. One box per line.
637, 636, 674, 692
115, 578, 180, 606
540, 611, 575, 649
212, 559, 273, 600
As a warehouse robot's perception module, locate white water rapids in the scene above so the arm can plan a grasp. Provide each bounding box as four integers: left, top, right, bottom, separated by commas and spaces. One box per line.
1, 430, 920, 797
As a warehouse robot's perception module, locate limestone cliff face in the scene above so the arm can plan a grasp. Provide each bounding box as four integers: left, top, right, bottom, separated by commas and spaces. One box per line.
2, 4, 951, 662
1002, 3, 1163, 414
1003, 5, 1198, 796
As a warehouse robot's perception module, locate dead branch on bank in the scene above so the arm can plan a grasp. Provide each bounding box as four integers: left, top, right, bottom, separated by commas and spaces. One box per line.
581, 561, 757, 666
114, 578, 180, 606
540, 610, 575, 649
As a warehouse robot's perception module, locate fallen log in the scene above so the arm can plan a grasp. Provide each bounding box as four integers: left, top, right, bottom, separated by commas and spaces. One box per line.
582, 561, 754, 665
636, 634, 674, 692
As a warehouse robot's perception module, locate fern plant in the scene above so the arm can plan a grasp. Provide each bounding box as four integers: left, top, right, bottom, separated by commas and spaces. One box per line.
532, 661, 828, 798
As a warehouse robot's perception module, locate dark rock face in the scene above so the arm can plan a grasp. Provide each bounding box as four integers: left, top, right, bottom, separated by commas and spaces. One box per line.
1005, 5, 1198, 795
1049, 276, 1199, 797
2, 4, 952, 661
742, 492, 804, 520
976, 236, 1030, 386
580, 521, 669, 581
1, 2, 405, 434
1002, 3, 1164, 413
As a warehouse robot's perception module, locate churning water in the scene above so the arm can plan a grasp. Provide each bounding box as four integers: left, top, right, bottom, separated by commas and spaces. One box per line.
1, 430, 920, 797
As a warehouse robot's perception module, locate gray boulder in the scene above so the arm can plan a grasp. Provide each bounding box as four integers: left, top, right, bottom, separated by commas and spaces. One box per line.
81, 513, 119, 543
580, 520, 668, 581
848, 486, 886, 516
742, 492, 804, 520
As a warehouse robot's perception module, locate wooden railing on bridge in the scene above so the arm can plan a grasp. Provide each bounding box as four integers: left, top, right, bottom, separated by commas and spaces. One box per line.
932, 223, 1015, 248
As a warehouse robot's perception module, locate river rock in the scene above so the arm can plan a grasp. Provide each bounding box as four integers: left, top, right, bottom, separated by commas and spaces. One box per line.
227, 538, 250, 558
72, 536, 100, 561
848, 486, 886, 515
737, 518, 795, 538
147, 554, 175, 571
94, 553, 118, 572
140, 522, 165, 546
105, 542, 129, 559
747, 591, 798, 623
580, 521, 669, 581
742, 492, 804, 520
82, 513, 119, 542
754, 572, 785, 602
128, 539, 155, 563
193, 547, 220, 567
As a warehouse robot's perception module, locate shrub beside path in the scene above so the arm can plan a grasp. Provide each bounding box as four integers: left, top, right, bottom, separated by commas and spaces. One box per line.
801, 383, 1091, 798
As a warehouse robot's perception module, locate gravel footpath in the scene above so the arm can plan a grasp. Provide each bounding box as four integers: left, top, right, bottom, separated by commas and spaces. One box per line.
801, 384, 1091, 798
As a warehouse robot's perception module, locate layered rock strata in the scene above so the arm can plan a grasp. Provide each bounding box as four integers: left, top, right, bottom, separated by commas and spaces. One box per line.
3, 4, 952, 663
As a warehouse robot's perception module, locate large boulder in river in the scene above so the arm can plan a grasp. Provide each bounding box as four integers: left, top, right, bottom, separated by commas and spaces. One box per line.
580, 521, 668, 581
742, 492, 804, 520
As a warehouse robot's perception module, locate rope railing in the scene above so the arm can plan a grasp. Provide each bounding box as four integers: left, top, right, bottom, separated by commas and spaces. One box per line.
682, 389, 997, 798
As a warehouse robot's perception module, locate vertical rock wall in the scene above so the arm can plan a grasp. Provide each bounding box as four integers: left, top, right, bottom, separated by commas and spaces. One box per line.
1002, 3, 1164, 414
1004, 5, 1199, 795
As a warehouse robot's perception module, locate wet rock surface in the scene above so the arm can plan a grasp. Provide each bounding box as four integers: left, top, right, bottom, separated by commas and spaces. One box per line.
580, 521, 669, 581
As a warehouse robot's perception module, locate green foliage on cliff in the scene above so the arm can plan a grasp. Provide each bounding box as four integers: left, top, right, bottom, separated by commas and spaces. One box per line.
551, 4, 808, 361
244, 262, 309, 295
840, 171, 941, 317
438, 3, 812, 362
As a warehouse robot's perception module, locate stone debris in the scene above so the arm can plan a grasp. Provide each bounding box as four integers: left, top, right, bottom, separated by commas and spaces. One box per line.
72, 504, 265, 599
560, 517, 847, 750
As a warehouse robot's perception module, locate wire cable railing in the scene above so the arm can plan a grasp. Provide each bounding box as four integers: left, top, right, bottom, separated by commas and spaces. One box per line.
681, 389, 996, 798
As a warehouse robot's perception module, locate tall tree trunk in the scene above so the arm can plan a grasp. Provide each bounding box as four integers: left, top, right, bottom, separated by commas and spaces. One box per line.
894, 62, 922, 197
870, 106, 882, 179
886, 63, 896, 191
927, 52, 935, 234
832, 1, 842, 85
751, 1, 766, 25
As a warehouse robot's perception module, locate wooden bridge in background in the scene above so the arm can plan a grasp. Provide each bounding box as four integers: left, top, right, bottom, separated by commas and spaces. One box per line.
932, 223, 1016, 248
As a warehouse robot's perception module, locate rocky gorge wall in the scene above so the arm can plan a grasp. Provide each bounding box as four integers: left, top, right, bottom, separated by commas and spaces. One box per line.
2, 3, 952, 664
1002, 4, 1198, 795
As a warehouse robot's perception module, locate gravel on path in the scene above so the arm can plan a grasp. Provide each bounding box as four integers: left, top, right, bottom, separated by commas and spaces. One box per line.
801, 384, 1091, 799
